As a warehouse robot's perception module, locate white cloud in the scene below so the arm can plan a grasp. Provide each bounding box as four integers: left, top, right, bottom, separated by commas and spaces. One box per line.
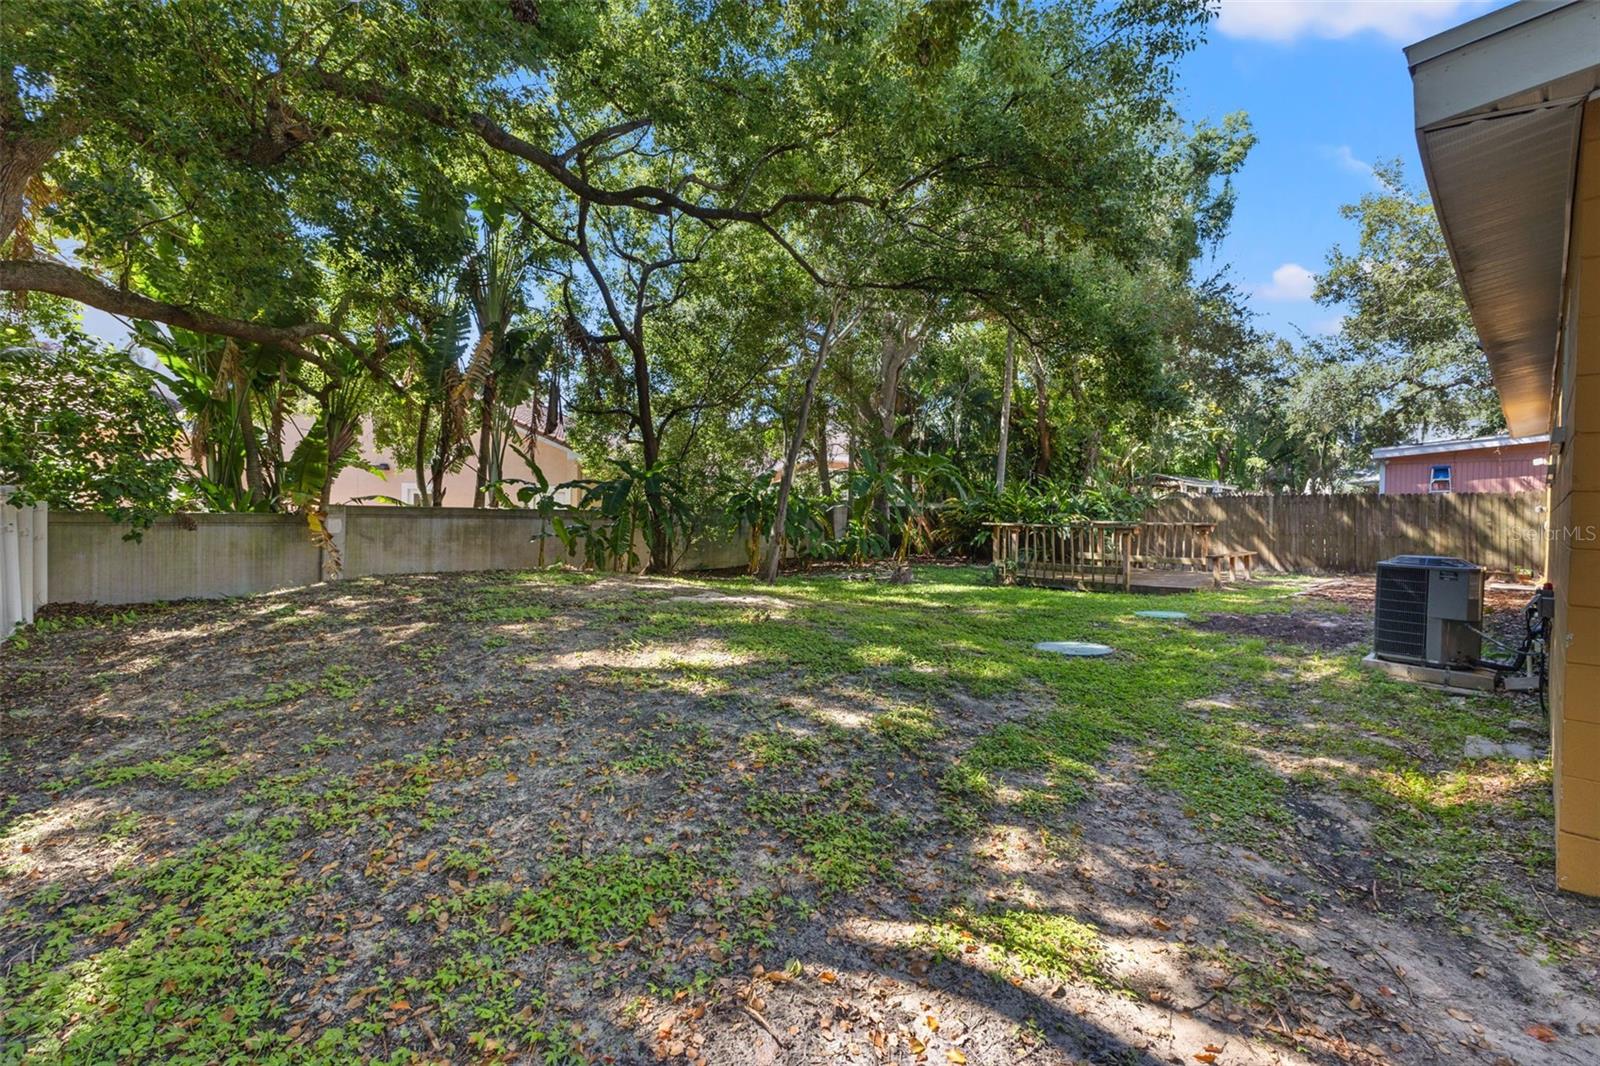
1256, 263, 1318, 301
1215, 1, 1492, 44
1324, 144, 1373, 179
1311, 314, 1347, 336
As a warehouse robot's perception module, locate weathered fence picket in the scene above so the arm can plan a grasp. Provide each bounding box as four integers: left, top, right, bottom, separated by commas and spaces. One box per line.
1143, 491, 1543, 575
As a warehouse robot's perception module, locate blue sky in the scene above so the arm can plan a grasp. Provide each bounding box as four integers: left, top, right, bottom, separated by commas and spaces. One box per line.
1184, 0, 1509, 339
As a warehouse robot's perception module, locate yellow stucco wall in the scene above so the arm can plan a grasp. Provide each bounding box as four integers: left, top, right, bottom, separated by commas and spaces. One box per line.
1552, 100, 1600, 895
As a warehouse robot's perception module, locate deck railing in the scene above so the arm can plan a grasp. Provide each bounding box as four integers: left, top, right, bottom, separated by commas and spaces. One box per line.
990, 521, 1216, 592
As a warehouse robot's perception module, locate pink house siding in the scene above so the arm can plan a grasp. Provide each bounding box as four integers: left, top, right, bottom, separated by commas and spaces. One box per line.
1380, 441, 1547, 494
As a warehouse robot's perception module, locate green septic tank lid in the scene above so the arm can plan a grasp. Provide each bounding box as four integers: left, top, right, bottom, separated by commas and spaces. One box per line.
1135, 610, 1189, 620
1034, 641, 1113, 657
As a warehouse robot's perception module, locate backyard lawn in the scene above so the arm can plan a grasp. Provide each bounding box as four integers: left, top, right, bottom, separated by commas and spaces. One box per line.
2, 567, 1596, 1065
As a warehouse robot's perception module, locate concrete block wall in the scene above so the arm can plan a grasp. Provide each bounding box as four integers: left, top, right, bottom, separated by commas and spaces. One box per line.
47, 512, 321, 606
40, 506, 758, 606
334, 506, 592, 578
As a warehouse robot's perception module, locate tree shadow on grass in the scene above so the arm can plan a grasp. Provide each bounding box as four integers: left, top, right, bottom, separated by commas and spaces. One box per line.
3, 569, 1595, 1064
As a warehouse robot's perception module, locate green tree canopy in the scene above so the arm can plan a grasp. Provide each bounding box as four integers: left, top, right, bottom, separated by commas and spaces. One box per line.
0, 322, 190, 536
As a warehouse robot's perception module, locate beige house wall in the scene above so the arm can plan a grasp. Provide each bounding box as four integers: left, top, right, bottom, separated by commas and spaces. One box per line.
326, 420, 583, 508
1550, 99, 1600, 896
274, 408, 584, 508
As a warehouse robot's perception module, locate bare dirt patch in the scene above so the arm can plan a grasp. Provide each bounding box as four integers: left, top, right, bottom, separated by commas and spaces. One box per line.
1197, 610, 1371, 650
3, 568, 1595, 1065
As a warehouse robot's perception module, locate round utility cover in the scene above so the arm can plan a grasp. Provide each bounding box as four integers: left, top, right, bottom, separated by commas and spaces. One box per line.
1135, 610, 1189, 620
1034, 641, 1113, 657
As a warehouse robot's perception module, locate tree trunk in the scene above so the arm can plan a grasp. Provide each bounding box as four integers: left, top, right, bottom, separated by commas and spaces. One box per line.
877, 338, 899, 539
995, 327, 1015, 492
764, 306, 840, 584
543, 366, 562, 435
875, 318, 923, 539
1082, 429, 1101, 479
1032, 351, 1052, 477
813, 401, 833, 499
414, 401, 432, 507
267, 367, 287, 499
430, 408, 450, 506
626, 336, 671, 573
0, 105, 77, 247
472, 374, 497, 508
845, 421, 856, 524
238, 399, 266, 506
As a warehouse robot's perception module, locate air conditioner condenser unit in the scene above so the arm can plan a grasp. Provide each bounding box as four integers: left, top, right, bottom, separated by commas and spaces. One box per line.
1373, 555, 1483, 668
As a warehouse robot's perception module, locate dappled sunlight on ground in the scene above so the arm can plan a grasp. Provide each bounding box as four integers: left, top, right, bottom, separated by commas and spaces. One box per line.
2, 566, 1597, 1064
0, 796, 139, 891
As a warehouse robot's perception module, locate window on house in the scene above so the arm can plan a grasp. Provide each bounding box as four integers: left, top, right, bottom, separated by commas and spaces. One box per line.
401, 483, 422, 505
1429, 464, 1452, 493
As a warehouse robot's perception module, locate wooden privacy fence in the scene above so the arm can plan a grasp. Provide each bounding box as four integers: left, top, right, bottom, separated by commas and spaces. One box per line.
1143, 491, 1545, 575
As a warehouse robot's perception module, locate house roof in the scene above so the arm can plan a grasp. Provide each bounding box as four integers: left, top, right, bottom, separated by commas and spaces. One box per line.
1370, 433, 1550, 461
1150, 474, 1236, 491
1405, 0, 1600, 437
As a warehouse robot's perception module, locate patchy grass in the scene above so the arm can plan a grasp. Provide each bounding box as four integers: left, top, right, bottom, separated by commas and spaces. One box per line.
2, 567, 1595, 1065
511, 849, 701, 954
1196, 921, 1333, 1016
922, 905, 1113, 987
90, 742, 242, 791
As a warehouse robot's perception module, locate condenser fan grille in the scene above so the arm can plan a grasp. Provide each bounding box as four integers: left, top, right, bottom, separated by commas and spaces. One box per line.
1375, 565, 1430, 660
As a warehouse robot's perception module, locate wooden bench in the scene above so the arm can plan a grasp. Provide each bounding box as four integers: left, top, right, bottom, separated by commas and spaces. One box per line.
1206, 550, 1257, 586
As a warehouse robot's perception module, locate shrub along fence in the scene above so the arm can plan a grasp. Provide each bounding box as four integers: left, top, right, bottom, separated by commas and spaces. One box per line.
41, 505, 776, 607
1143, 491, 1545, 575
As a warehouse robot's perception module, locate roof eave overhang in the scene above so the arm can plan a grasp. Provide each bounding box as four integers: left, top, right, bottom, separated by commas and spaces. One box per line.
1406, 0, 1600, 437
1370, 433, 1552, 460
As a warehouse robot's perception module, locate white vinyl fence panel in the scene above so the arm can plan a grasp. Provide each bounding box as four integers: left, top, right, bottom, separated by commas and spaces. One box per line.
0, 489, 48, 642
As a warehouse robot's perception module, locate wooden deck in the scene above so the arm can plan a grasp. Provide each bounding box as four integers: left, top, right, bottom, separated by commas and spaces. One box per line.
993, 521, 1237, 594
1015, 566, 1218, 594
1128, 570, 1217, 594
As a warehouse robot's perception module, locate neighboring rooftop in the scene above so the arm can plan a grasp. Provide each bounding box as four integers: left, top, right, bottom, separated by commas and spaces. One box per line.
1370, 433, 1551, 460
1149, 474, 1236, 494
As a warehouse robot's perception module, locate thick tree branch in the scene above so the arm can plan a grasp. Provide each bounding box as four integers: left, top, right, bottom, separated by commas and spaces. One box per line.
0, 259, 348, 361
302, 69, 877, 225
557, 117, 653, 165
